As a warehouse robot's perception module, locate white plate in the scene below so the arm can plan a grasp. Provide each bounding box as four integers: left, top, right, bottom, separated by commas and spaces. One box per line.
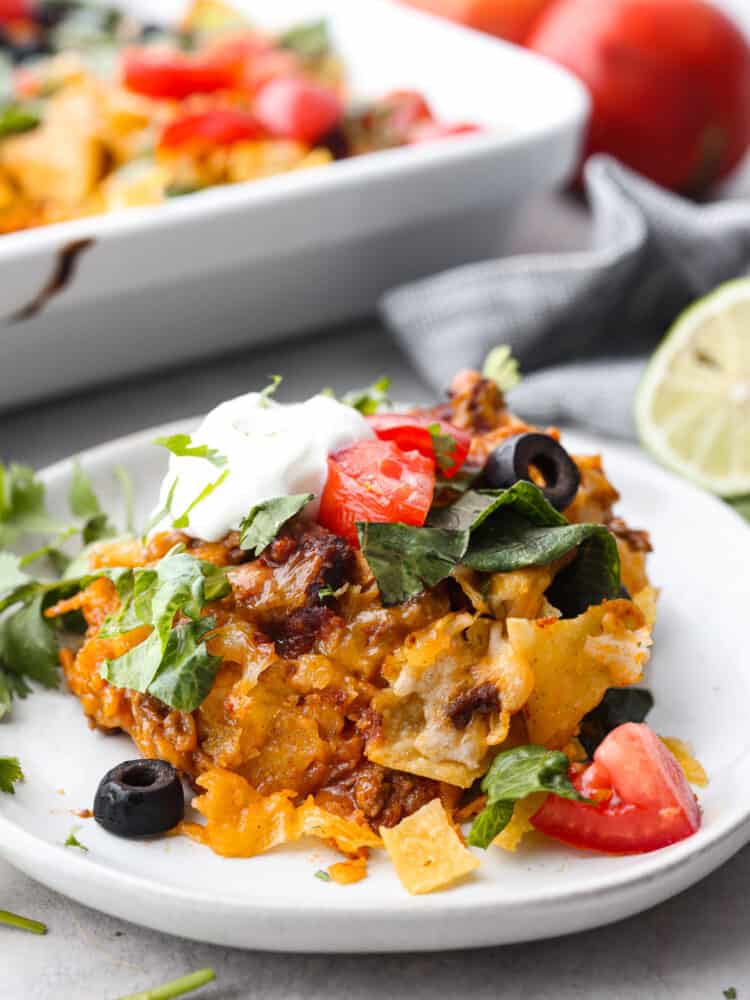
0, 0, 588, 413
1, 424, 748, 953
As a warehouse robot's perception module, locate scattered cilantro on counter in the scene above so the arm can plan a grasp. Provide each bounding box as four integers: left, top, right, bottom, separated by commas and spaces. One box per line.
0, 909, 47, 935
117, 967, 215, 1000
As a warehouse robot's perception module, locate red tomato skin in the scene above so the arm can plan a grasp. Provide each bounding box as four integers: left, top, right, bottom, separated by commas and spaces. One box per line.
383, 90, 434, 134
160, 110, 264, 150
367, 413, 471, 478
531, 724, 701, 854
528, 0, 750, 194
0, 0, 32, 22
318, 440, 435, 545
399, 0, 555, 45
122, 48, 238, 99
253, 76, 343, 144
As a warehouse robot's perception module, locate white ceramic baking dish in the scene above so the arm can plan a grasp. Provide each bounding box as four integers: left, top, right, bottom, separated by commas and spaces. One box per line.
0, 0, 589, 413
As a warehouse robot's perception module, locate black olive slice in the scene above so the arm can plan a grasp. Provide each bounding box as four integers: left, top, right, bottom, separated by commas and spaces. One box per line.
93, 759, 184, 838
482, 432, 581, 511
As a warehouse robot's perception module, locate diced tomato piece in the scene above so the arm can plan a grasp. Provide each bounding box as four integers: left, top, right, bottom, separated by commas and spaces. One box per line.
240, 48, 300, 94
531, 724, 701, 854
0, 0, 31, 23
160, 109, 264, 149
367, 413, 471, 479
122, 47, 240, 99
382, 89, 434, 133
408, 121, 482, 144
318, 439, 435, 545
253, 76, 343, 144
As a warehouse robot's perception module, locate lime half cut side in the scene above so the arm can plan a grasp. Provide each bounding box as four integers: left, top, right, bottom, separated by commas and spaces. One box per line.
635, 278, 750, 497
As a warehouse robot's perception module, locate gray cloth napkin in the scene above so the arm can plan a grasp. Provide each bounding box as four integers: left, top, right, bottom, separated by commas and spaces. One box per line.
381, 155, 750, 439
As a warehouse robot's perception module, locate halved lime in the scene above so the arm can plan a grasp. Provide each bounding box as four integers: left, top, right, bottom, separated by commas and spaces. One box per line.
635, 278, 750, 497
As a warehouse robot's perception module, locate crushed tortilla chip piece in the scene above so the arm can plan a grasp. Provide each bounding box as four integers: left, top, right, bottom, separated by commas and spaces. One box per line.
380, 798, 479, 895
297, 799, 382, 855
661, 737, 708, 787
492, 793, 546, 852
327, 856, 368, 885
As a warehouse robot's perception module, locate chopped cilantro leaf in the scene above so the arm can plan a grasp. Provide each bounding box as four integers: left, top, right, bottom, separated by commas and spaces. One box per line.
427, 423, 458, 474
341, 376, 392, 416
483, 345, 520, 394
279, 19, 330, 61
724, 990, 738, 999
239, 494, 313, 556
259, 375, 282, 407
154, 434, 228, 469
0, 756, 24, 794
64, 826, 88, 852
172, 469, 229, 531
314, 869, 331, 882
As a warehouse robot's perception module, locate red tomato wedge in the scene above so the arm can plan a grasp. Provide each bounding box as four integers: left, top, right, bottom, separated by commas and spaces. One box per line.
367, 413, 471, 479
532, 724, 701, 854
0, 0, 31, 22
122, 47, 241, 99
160, 110, 264, 150
318, 440, 435, 545
253, 76, 343, 144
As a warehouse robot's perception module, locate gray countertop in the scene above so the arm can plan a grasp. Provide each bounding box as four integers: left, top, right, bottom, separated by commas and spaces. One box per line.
3, 177, 750, 999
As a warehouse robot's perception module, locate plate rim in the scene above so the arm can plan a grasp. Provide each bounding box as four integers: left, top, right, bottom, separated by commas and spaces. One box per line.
1, 420, 750, 932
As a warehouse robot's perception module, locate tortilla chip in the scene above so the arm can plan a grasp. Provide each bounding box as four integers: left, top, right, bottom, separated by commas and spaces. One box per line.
297, 799, 382, 855
380, 798, 479, 895
509, 599, 651, 748
661, 737, 708, 787
492, 793, 546, 852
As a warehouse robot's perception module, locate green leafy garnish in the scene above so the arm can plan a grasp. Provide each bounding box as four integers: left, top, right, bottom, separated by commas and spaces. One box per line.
99, 549, 229, 712
359, 481, 620, 608
482, 345, 520, 394
113, 465, 135, 534
279, 19, 330, 61
0, 104, 41, 138
314, 869, 332, 882
0, 591, 60, 689
724, 989, 738, 999
427, 423, 458, 474
172, 469, 229, 531
0, 756, 23, 794
154, 434, 228, 469
69, 461, 116, 544
259, 375, 282, 407
357, 522, 469, 606
64, 825, 88, 852
578, 688, 654, 758
143, 477, 179, 539
0, 462, 66, 547
117, 967, 216, 1000
239, 494, 313, 556
146, 617, 221, 712
0, 909, 47, 935
341, 376, 392, 416
468, 745, 588, 848
728, 496, 750, 523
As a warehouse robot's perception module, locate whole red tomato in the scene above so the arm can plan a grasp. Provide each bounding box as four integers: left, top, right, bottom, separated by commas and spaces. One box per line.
528, 0, 750, 194
400, 0, 554, 44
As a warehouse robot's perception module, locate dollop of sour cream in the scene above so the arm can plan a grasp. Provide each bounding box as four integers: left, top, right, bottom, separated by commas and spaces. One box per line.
152, 392, 374, 542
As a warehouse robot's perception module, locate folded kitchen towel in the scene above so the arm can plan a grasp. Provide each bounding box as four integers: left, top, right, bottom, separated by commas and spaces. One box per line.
381, 154, 750, 439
